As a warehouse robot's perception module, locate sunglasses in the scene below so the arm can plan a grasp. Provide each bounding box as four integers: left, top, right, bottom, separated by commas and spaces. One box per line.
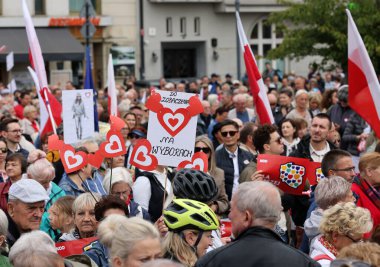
0, 148, 7, 153
194, 147, 211, 153
128, 133, 142, 139
221, 131, 238, 137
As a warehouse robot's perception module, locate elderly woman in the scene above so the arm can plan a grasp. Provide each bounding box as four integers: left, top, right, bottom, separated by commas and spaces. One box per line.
27, 150, 66, 240
353, 152, 380, 231
102, 167, 150, 220
59, 192, 100, 241
19, 105, 39, 142
286, 89, 312, 128
195, 135, 229, 214
309, 202, 373, 266
0, 209, 10, 266
304, 176, 355, 247
98, 215, 161, 267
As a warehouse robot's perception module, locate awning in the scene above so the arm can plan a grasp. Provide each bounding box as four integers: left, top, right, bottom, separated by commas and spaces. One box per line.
0, 28, 84, 62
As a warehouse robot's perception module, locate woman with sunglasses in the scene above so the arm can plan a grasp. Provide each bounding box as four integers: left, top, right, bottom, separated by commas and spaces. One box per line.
0, 139, 8, 183
195, 135, 229, 215
309, 202, 372, 266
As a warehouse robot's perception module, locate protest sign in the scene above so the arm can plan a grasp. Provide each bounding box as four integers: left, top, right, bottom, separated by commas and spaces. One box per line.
146, 90, 202, 167
220, 219, 232, 238
6, 52, 14, 71
62, 90, 95, 144
56, 237, 98, 257
307, 161, 326, 186
177, 152, 209, 173
257, 154, 313, 195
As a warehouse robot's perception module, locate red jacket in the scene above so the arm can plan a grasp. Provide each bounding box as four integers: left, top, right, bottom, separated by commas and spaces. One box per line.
352, 183, 380, 233
0, 180, 11, 213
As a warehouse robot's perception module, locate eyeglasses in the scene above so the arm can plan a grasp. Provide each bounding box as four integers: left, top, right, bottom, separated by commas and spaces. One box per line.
128, 133, 142, 139
270, 137, 282, 144
194, 147, 211, 154
220, 131, 238, 137
0, 148, 7, 153
344, 234, 363, 243
331, 260, 371, 267
8, 129, 22, 134
331, 167, 356, 173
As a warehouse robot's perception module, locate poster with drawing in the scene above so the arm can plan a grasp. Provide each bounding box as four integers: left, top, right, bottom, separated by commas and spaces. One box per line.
62, 90, 94, 144
146, 90, 201, 167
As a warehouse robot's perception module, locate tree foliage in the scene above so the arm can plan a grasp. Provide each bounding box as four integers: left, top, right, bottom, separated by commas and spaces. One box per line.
267, 0, 380, 71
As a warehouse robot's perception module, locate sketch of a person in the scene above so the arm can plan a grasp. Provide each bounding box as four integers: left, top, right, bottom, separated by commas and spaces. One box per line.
72, 93, 87, 140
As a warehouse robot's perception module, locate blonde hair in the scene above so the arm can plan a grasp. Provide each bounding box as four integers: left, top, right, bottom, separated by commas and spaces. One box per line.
23, 105, 37, 118
27, 150, 55, 183
0, 209, 8, 252
162, 231, 197, 267
320, 202, 373, 241
72, 192, 101, 215
359, 152, 380, 174
338, 242, 380, 266
98, 215, 160, 262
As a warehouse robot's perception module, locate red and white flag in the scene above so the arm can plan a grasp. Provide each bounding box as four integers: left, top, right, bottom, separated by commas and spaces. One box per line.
22, 0, 61, 135
347, 9, 380, 137
236, 12, 274, 125
107, 54, 118, 117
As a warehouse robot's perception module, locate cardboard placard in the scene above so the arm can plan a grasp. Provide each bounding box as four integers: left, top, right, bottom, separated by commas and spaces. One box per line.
56, 237, 98, 257
257, 154, 313, 195
307, 161, 326, 186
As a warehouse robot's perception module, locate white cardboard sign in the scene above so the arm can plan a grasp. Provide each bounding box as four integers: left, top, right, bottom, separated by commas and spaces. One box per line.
6, 52, 14, 71
147, 90, 197, 167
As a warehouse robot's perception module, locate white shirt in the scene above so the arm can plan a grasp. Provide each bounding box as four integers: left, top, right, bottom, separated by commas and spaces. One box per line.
225, 147, 239, 195
132, 170, 174, 212
309, 142, 330, 163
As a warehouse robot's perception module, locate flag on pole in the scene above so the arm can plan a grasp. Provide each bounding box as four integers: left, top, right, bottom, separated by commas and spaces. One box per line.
347, 9, 380, 138
22, 0, 61, 135
107, 54, 118, 117
236, 12, 274, 125
84, 45, 99, 132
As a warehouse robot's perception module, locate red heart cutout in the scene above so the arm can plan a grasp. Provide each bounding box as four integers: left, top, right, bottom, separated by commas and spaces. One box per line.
177, 152, 208, 173
157, 107, 190, 137
146, 90, 163, 113
187, 95, 204, 116
109, 115, 126, 131
99, 130, 126, 158
129, 139, 158, 171
48, 134, 63, 151
59, 144, 88, 173
87, 150, 104, 169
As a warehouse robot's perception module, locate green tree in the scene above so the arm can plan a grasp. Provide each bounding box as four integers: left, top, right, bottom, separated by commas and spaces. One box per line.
267, 0, 380, 71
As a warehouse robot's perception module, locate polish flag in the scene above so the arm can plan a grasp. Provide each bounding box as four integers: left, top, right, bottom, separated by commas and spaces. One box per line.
347, 9, 380, 137
22, 0, 61, 135
107, 54, 118, 117
236, 12, 274, 125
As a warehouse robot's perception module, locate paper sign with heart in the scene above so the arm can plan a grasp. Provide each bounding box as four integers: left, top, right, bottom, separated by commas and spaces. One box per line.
48, 134, 63, 151
177, 152, 208, 173
109, 115, 126, 132
129, 139, 158, 171
87, 150, 104, 169
99, 130, 126, 158
157, 107, 191, 137
60, 144, 88, 173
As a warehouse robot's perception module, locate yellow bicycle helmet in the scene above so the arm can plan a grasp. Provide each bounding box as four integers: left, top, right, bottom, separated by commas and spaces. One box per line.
163, 198, 219, 232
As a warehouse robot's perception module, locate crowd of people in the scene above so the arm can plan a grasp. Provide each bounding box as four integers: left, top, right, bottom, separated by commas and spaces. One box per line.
0, 67, 379, 267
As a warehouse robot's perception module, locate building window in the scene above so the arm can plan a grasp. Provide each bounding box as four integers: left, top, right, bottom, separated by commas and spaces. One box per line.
70, 0, 98, 15
180, 17, 186, 37
166, 17, 172, 36
194, 17, 200, 36
35, 0, 45, 15
249, 18, 283, 71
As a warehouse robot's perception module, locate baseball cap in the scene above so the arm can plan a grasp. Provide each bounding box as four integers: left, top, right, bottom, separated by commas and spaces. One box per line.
8, 179, 49, 203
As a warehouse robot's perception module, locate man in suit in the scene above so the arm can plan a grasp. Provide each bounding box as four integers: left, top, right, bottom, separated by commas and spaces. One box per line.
215, 120, 253, 200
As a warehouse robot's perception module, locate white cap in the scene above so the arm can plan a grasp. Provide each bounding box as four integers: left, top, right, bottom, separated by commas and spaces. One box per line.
9, 179, 49, 203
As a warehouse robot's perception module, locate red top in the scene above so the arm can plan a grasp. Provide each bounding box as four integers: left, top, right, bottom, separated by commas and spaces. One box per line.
352, 183, 380, 236
14, 104, 24, 119
0, 180, 12, 213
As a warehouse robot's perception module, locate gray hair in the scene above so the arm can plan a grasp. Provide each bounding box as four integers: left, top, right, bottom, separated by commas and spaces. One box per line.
0, 209, 8, 252
10, 250, 63, 267
102, 167, 133, 194
23, 105, 37, 118
235, 181, 282, 226
315, 176, 352, 210
98, 215, 160, 262
9, 230, 57, 263
72, 192, 101, 214
141, 259, 184, 267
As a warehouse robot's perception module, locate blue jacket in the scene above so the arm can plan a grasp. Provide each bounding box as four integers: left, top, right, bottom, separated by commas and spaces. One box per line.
83, 240, 109, 267
59, 172, 106, 197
